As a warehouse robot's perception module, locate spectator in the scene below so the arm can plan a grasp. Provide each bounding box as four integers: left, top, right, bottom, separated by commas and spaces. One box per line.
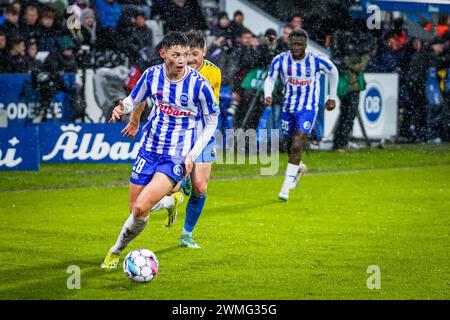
277, 25, 292, 52
94, 0, 122, 50
257, 28, 282, 69
229, 10, 246, 40
119, 0, 151, 20
95, 0, 122, 29
7, 37, 28, 73
333, 32, 370, 150
25, 37, 42, 72
333, 52, 369, 150
128, 10, 153, 64
36, 9, 58, 52
0, 31, 8, 73
76, 0, 91, 13
435, 13, 449, 38
426, 37, 450, 143
399, 37, 428, 142
288, 13, 303, 31
0, 5, 21, 40
20, 4, 40, 42
79, 8, 96, 47
54, 35, 78, 73
231, 29, 260, 127
232, 29, 259, 88
153, 0, 207, 33
212, 11, 231, 39
207, 35, 236, 86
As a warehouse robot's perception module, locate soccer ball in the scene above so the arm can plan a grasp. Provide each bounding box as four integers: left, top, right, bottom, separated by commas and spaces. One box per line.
123, 248, 159, 283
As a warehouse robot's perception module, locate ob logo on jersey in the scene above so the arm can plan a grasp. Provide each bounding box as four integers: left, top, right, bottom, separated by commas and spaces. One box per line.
303, 121, 311, 131
363, 87, 383, 126
180, 93, 189, 104
172, 164, 184, 177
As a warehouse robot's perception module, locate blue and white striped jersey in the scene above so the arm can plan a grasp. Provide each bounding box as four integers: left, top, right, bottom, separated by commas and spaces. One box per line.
124, 64, 219, 158
267, 51, 335, 112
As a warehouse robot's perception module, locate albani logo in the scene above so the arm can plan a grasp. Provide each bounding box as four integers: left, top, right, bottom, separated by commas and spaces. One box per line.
158, 101, 192, 117
288, 77, 312, 86
43, 124, 140, 162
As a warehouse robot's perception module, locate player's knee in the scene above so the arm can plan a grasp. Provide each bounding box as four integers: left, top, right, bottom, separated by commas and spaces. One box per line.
193, 182, 207, 195
132, 203, 150, 218
192, 176, 208, 195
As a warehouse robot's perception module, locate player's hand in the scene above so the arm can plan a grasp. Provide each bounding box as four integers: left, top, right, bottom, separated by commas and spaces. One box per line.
325, 99, 336, 111
184, 157, 194, 177
108, 100, 125, 123
264, 96, 273, 106
121, 120, 139, 138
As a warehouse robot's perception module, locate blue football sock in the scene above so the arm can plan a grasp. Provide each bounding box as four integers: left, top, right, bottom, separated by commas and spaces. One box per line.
183, 193, 207, 233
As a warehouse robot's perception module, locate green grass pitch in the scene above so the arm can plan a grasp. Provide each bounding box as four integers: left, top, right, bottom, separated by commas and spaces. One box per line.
0, 144, 449, 299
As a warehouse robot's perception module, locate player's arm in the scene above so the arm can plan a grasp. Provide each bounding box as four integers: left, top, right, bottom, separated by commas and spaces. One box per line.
109, 69, 151, 122
264, 56, 281, 106
318, 56, 339, 111
121, 102, 146, 138
186, 82, 219, 174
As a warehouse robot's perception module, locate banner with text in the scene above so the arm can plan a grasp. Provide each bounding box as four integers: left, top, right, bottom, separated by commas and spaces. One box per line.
0, 74, 76, 125
39, 123, 141, 163
0, 126, 40, 171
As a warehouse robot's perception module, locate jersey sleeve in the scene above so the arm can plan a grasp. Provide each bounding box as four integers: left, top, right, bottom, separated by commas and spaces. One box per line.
316, 55, 335, 73
199, 80, 220, 115
212, 68, 222, 104
122, 68, 151, 113
267, 55, 282, 80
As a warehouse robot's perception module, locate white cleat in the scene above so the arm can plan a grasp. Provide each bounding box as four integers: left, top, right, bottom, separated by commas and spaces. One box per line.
278, 188, 289, 201
293, 162, 308, 188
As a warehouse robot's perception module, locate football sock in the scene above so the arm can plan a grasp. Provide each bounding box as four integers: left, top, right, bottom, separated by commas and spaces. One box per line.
150, 195, 175, 212
282, 163, 299, 190
110, 214, 148, 255
183, 193, 207, 233
181, 228, 192, 237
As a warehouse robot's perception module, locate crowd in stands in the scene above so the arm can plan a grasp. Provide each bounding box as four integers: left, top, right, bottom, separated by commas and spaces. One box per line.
0, 0, 449, 143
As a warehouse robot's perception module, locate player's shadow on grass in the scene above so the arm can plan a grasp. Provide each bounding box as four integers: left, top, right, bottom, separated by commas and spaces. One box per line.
154, 245, 180, 256
0, 256, 146, 299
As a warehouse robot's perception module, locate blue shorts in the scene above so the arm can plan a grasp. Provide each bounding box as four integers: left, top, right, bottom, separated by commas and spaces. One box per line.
194, 136, 216, 163
281, 108, 318, 137
130, 149, 185, 186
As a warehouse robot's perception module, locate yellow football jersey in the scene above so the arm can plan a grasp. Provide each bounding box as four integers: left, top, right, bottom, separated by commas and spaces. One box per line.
199, 59, 222, 104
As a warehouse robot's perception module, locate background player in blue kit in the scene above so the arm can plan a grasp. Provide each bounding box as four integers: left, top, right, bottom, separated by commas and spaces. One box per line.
263, 29, 339, 201
101, 32, 219, 268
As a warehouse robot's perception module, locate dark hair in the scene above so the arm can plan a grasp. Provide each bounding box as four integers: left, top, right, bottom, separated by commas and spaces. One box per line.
161, 31, 189, 50
234, 10, 243, 18
41, 9, 55, 19
25, 5, 38, 13
289, 29, 308, 40
10, 37, 24, 47
6, 5, 19, 15
240, 28, 253, 37
290, 13, 302, 20
217, 11, 228, 20
186, 30, 206, 49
